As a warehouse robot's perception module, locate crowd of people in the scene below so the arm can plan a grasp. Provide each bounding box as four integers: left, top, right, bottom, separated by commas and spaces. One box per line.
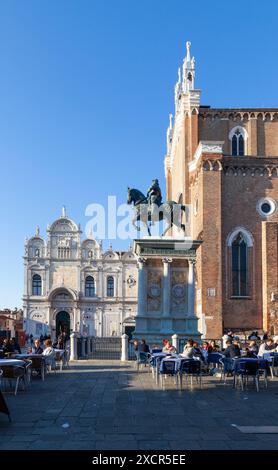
132, 331, 278, 365
0, 331, 69, 361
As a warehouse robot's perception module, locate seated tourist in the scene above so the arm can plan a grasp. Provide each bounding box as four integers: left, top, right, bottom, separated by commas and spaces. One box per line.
42, 339, 56, 367
244, 347, 257, 358
10, 337, 21, 354
209, 340, 220, 352
181, 339, 194, 358
138, 339, 150, 353
223, 339, 241, 358
2, 338, 14, 355
248, 340, 259, 355
202, 341, 212, 353
193, 341, 206, 361
258, 338, 276, 357
32, 338, 43, 355
162, 339, 177, 354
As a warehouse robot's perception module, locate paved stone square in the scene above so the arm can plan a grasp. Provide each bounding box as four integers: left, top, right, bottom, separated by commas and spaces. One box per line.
1, 360, 278, 450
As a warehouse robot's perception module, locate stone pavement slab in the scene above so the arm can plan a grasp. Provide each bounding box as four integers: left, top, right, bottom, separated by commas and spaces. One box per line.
0, 360, 278, 450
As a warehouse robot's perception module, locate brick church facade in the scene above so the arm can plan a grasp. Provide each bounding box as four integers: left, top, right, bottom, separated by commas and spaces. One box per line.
164, 42, 278, 338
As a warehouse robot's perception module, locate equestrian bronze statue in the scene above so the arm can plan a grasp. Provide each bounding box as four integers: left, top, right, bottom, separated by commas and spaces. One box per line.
127, 179, 187, 236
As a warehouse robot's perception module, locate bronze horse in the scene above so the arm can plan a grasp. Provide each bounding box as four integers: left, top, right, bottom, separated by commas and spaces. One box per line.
127, 187, 186, 236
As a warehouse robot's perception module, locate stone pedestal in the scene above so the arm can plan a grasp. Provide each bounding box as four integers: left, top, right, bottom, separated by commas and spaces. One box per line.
133, 238, 202, 345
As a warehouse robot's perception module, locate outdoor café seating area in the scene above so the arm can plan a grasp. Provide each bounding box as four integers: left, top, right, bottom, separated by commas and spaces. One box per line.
133, 337, 278, 393
0, 339, 69, 421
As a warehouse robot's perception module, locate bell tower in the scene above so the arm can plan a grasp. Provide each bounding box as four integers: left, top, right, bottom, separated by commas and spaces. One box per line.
165, 41, 201, 203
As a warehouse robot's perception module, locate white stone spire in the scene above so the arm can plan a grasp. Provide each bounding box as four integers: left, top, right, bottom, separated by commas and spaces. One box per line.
61, 205, 67, 218
186, 40, 191, 62
182, 40, 196, 92
166, 113, 173, 154
35, 226, 40, 236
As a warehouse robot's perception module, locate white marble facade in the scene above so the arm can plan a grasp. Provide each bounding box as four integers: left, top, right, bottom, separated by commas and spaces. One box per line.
23, 209, 138, 339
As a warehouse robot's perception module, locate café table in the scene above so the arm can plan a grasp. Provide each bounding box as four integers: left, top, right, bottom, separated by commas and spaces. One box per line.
0, 359, 27, 367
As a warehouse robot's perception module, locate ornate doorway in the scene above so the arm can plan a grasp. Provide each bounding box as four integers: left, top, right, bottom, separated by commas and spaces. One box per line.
56, 311, 70, 338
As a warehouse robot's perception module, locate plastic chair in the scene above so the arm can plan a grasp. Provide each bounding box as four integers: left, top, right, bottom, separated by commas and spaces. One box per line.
159, 359, 180, 389
1, 365, 26, 395
135, 352, 152, 372
55, 351, 65, 371
207, 352, 224, 367
179, 359, 202, 390
29, 357, 45, 381
233, 360, 267, 392
268, 354, 278, 379
219, 357, 236, 383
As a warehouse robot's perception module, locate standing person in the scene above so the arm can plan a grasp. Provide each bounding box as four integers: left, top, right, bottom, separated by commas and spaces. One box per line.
138, 339, 150, 353
29, 334, 34, 346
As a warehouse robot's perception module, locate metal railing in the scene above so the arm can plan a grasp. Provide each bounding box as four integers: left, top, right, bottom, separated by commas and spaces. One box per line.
77, 336, 121, 360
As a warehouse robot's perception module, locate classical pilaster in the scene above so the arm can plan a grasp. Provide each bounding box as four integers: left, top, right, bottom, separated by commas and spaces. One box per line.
162, 258, 172, 317
137, 257, 147, 316
188, 259, 196, 316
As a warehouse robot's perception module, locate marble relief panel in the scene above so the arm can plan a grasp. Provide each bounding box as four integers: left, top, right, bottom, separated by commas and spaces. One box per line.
147, 269, 162, 313
171, 269, 187, 313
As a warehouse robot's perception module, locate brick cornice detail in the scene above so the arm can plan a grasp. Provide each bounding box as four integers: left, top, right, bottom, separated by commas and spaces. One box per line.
189, 155, 278, 185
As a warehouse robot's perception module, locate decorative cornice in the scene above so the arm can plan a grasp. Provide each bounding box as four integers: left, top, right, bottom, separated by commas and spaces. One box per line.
189, 154, 278, 185
199, 109, 278, 122
189, 141, 224, 173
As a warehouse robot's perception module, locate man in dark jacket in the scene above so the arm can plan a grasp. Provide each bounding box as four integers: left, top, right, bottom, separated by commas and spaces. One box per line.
138, 339, 150, 353
223, 340, 241, 358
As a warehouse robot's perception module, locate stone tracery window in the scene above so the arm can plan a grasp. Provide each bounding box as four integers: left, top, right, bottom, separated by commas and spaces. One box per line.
229, 126, 247, 156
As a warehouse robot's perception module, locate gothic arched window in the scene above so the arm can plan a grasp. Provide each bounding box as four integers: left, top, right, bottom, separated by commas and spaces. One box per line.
85, 276, 95, 297
232, 233, 248, 296
32, 274, 42, 296
230, 128, 246, 156
107, 276, 114, 297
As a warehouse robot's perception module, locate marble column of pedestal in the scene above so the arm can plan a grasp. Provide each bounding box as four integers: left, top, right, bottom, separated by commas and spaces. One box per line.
137, 257, 147, 316
188, 259, 196, 315
161, 257, 173, 333
187, 259, 198, 334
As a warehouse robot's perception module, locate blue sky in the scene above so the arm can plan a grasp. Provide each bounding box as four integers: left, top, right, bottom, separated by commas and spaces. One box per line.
0, 0, 278, 307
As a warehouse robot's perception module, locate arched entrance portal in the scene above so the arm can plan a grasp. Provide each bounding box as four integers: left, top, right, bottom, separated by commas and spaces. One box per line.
123, 316, 135, 340
56, 311, 70, 338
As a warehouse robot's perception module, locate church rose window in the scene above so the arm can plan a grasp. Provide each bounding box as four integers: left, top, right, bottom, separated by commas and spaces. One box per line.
257, 198, 276, 217
32, 274, 42, 296
85, 276, 95, 297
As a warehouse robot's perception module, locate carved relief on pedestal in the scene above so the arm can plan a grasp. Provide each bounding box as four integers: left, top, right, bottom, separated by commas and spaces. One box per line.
147, 270, 162, 312
171, 270, 187, 312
